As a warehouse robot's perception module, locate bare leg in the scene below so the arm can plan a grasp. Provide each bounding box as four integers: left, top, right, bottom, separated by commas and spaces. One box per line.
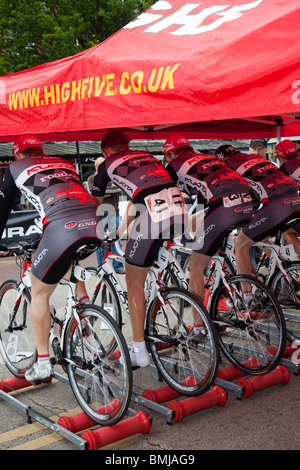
30, 274, 58, 356
189, 251, 210, 324
283, 228, 300, 259
125, 262, 149, 342
63, 264, 89, 301
234, 230, 256, 296
235, 230, 255, 276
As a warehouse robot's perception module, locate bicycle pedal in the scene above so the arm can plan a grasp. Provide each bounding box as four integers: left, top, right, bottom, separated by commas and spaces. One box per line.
33, 377, 52, 386
131, 364, 150, 371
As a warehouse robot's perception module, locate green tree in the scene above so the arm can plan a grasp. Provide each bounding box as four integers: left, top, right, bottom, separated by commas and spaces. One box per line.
0, 0, 154, 75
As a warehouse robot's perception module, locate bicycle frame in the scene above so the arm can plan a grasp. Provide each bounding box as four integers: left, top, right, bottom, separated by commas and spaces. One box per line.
49, 265, 92, 354
10, 249, 92, 359
205, 252, 236, 312
96, 241, 190, 315
164, 241, 190, 289
204, 231, 245, 312
254, 240, 297, 286
5, 254, 33, 335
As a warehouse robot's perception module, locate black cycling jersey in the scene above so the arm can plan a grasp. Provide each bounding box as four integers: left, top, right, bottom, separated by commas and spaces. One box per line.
92, 149, 175, 204
0, 155, 96, 237
166, 150, 253, 256
92, 149, 186, 267
166, 150, 251, 205
280, 156, 300, 187
225, 152, 297, 202
0, 155, 102, 284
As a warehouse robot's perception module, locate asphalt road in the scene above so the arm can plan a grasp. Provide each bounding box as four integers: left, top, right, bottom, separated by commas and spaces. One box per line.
0, 255, 299, 452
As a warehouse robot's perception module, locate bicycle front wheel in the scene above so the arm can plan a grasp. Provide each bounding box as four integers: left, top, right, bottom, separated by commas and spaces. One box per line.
210, 275, 286, 374
145, 287, 219, 396
0, 279, 36, 378
64, 304, 132, 426
269, 261, 300, 342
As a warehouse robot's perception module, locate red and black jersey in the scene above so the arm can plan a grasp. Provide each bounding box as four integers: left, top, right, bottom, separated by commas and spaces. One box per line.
92, 149, 175, 203
166, 150, 250, 204
0, 155, 96, 238
280, 156, 300, 187
226, 152, 297, 202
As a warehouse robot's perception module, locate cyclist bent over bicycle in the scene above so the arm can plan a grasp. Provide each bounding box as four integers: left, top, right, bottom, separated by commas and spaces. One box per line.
274, 139, 300, 248
92, 130, 187, 368
216, 144, 300, 289
163, 135, 253, 310
0, 135, 104, 383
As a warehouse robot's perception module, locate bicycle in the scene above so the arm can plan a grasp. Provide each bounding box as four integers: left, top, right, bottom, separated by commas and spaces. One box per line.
202, 219, 300, 344
165, 228, 287, 374
248, 219, 300, 343
195, 227, 287, 374
86, 242, 220, 397
0, 241, 132, 426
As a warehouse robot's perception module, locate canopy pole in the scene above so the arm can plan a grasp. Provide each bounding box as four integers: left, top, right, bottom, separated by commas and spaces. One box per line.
275, 117, 283, 143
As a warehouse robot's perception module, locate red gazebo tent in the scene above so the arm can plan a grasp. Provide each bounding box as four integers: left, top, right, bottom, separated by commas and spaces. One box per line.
0, 0, 300, 142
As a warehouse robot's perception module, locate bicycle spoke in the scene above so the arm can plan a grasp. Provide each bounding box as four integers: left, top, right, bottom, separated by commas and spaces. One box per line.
270, 262, 300, 342
65, 305, 132, 426
0, 280, 36, 377
146, 287, 219, 397
211, 275, 286, 374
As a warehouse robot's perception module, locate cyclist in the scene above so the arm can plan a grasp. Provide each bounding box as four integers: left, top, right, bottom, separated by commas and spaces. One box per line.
275, 139, 300, 181
163, 135, 253, 309
0, 135, 104, 383
274, 139, 300, 246
92, 130, 187, 367
216, 144, 300, 285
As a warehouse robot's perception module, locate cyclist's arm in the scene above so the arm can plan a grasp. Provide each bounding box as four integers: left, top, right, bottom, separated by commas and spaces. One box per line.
0, 246, 9, 256
92, 162, 110, 202
93, 196, 104, 206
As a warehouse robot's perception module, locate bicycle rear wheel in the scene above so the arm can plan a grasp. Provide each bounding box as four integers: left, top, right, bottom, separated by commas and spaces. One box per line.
210, 275, 286, 374
269, 261, 300, 342
0, 279, 36, 378
65, 304, 132, 426
145, 287, 219, 396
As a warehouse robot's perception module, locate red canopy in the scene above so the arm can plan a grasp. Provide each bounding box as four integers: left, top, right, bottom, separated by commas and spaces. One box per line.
0, 0, 300, 142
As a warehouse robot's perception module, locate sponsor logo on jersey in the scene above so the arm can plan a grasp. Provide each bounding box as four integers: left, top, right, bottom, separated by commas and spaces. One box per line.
64, 221, 77, 230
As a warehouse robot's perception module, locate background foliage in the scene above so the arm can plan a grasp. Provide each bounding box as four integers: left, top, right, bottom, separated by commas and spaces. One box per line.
0, 0, 154, 75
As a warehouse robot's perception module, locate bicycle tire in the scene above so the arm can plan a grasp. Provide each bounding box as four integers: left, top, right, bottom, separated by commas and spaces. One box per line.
145, 287, 219, 396
269, 261, 300, 342
85, 268, 122, 328
0, 279, 36, 378
210, 275, 286, 374
64, 303, 132, 426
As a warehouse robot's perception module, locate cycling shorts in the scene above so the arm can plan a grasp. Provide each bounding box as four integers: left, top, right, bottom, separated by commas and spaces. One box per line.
242, 192, 300, 242
31, 211, 104, 284
125, 204, 186, 267
193, 194, 253, 256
